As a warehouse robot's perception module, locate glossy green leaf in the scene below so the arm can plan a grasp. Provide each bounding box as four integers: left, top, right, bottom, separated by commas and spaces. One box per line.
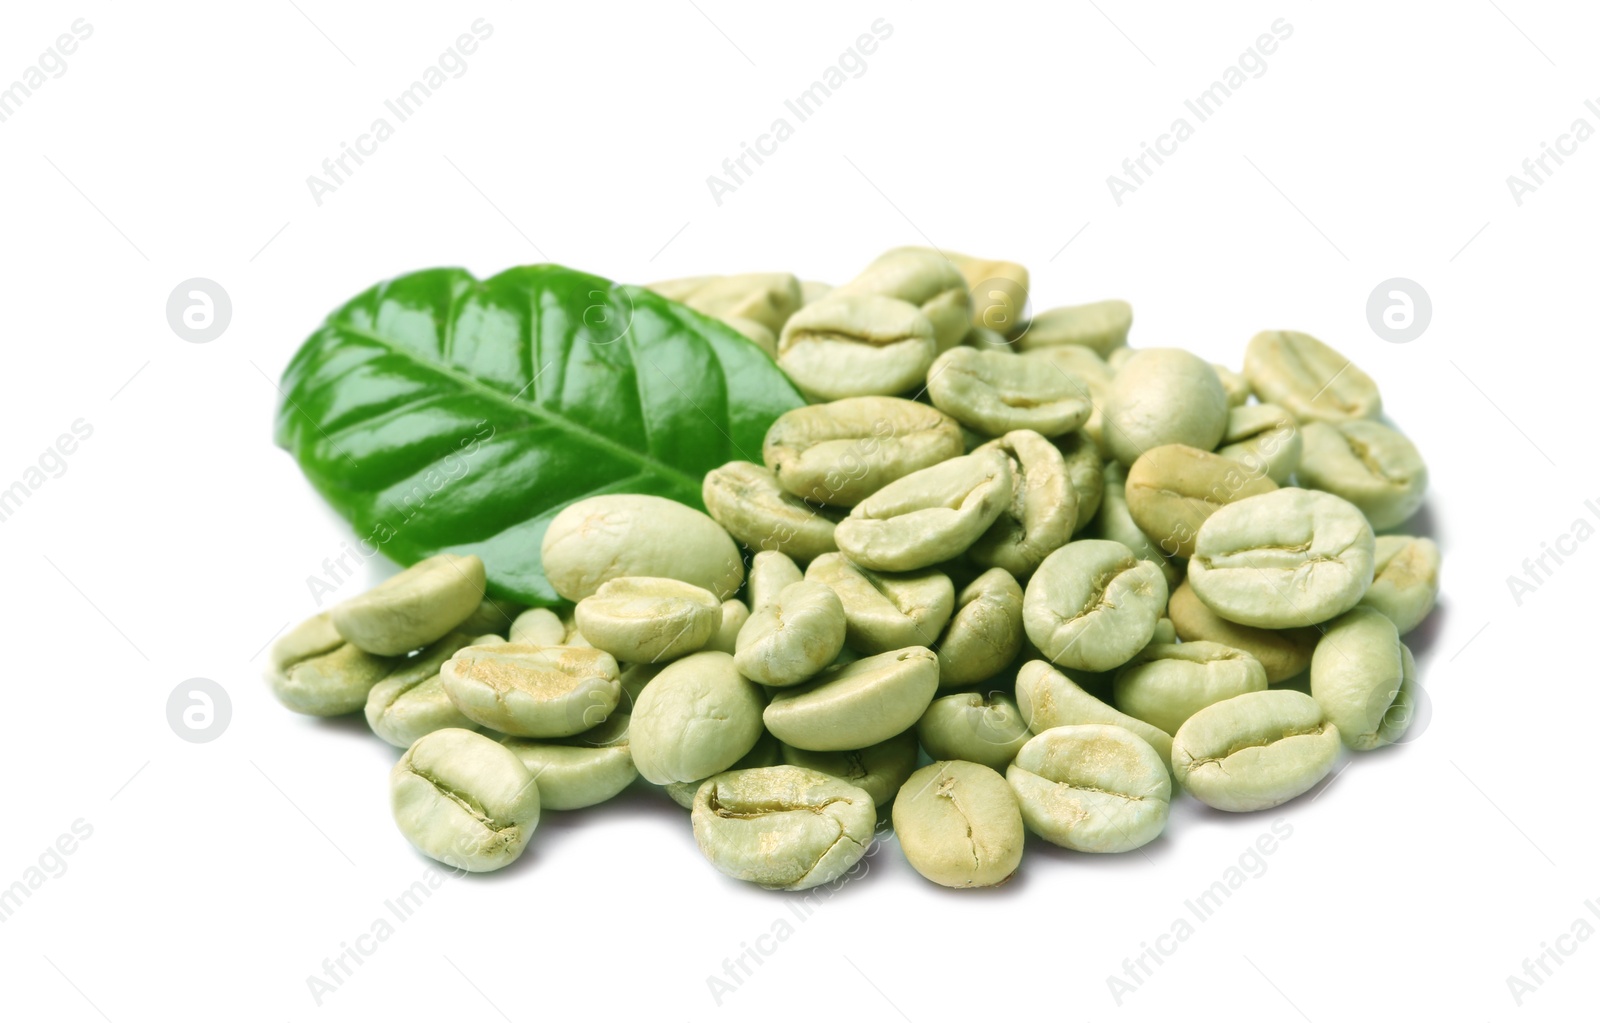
276, 264, 804, 606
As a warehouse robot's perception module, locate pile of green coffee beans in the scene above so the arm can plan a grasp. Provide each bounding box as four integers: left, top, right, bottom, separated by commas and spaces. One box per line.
267, 247, 1439, 890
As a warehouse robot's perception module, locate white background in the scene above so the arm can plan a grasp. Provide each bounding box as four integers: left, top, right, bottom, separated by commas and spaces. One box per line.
1, 1, 1595, 1020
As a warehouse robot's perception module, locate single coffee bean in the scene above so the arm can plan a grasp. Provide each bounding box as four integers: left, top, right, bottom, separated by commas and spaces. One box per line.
457, 597, 524, 637
702, 461, 841, 562
648, 272, 803, 335
630, 651, 765, 785
1359, 535, 1440, 635
692, 765, 877, 890
1014, 659, 1174, 766
1171, 690, 1341, 812
542, 494, 744, 601
763, 397, 964, 508
748, 550, 804, 614
1213, 364, 1251, 407
1007, 725, 1170, 853
800, 279, 833, 305
390, 728, 541, 872
1244, 330, 1382, 423
893, 761, 1024, 888
1310, 606, 1418, 750
1054, 429, 1105, 531
508, 607, 565, 646
365, 633, 482, 747
707, 599, 749, 655
734, 580, 848, 687
1188, 488, 1375, 628
835, 449, 1013, 572
935, 568, 1025, 688
805, 554, 954, 653
764, 646, 939, 751
947, 252, 1029, 335
330, 553, 486, 656
970, 431, 1077, 578
1296, 419, 1428, 530
1089, 462, 1181, 588
1125, 444, 1279, 559
916, 691, 1032, 773
267, 613, 398, 716
664, 730, 782, 809
926, 347, 1092, 438
1217, 403, 1302, 484
777, 293, 938, 400
1104, 348, 1229, 467
1112, 642, 1270, 735
441, 643, 622, 738
1023, 539, 1169, 672
1167, 580, 1317, 683
575, 576, 722, 663
1015, 300, 1132, 356
834, 247, 974, 352
501, 713, 636, 811
780, 729, 919, 808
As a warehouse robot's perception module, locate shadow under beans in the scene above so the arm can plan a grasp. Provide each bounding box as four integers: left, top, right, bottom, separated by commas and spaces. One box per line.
1402, 598, 1448, 665
1017, 826, 1183, 876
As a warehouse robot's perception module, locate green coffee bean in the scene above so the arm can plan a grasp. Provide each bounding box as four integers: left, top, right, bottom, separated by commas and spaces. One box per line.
1125, 444, 1278, 559
916, 691, 1031, 772
1359, 535, 1440, 635
707, 599, 749, 655
1032, 348, 1113, 456
947, 252, 1029, 335
834, 449, 1013, 572
764, 647, 939, 751
441, 643, 622, 738
1112, 642, 1269, 735
1171, 690, 1341, 812
1007, 725, 1170, 853
508, 608, 565, 646
702, 461, 841, 562
935, 568, 1024, 688
926, 348, 1092, 437
721, 316, 777, 356
776, 294, 937, 400
1296, 419, 1428, 530
1188, 488, 1375, 628
1244, 330, 1381, 423
800, 280, 833, 305
1015, 300, 1132, 356
1054, 429, 1105, 531
970, 431, 1077, 578
1104, 348, 1229, 467
664, 730, 781, 809
734, 580, 847, 687
575, 576, 721, 663
893, 761, 1024, 888
763, 397, 964, 508
1217, 403, 1302, 484
630, 651, 765, 785
1310, 606, 1418, 750
648, 272, 803, 335
1167, 580, 1316, 684
365, 633, 481, 747
268, 614, 398, 716
1090, 462, 1181, 588
692, 766, 877, 890
330, 553, 486, 656
502, 713, 636, 810
748, 550, 804, 614
1014, 659, 1173, 765
1213, 364, 1251, 407
834, 247, 974, 352
1022, 539, 1169, 672
390, 728, 540, 872
805, 554, 954, 653
542, 494, 744, 601
780, 730, 918, 808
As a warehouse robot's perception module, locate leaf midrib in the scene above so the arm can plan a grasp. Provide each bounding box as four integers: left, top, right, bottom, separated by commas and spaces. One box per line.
333, 321, 703, 495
